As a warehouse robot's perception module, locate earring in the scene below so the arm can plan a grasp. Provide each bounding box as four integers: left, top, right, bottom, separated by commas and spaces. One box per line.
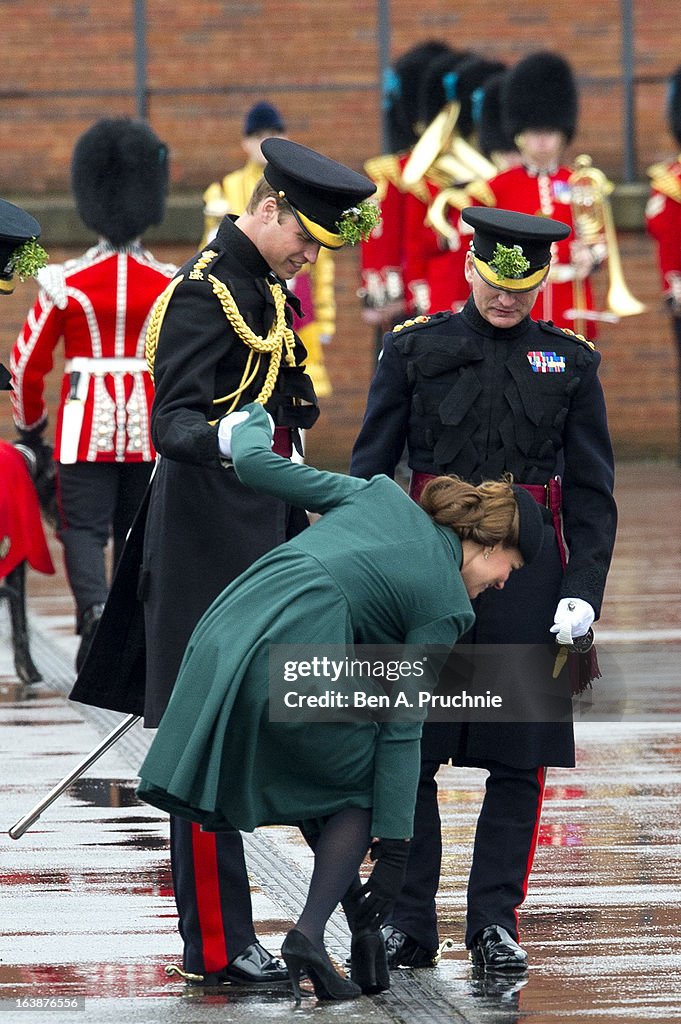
483, 550, 490, 561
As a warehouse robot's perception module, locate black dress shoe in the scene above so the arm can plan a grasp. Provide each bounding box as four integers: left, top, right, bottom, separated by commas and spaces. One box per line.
221, 941, 290, 984
381, 925, 438, 969
469, 925, 528, 972
186, 941, 290, 987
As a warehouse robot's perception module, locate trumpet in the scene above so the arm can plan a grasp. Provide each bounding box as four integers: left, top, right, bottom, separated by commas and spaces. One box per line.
402, 101, 496, 190
568, 154, 646, 321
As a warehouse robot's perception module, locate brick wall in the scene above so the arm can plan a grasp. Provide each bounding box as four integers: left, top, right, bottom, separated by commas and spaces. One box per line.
1, 1, 680, 462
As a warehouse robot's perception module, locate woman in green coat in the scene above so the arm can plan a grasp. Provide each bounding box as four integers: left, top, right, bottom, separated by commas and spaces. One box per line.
137, 402, 543, 1002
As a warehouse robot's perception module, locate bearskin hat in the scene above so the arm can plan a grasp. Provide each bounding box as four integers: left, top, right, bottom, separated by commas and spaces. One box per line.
450, 57, 507, 141
71, 118, 169, 246
475, 71, 518, 160
416, 49, 480, 130
384, 40, 453, 152
667, 65, 681, 147
503, 51, 578, 143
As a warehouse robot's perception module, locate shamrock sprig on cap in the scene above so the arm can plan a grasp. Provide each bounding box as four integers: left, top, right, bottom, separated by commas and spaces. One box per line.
10, 238, 49, 281
488, 243, 530, 280
337, 200, 381, 245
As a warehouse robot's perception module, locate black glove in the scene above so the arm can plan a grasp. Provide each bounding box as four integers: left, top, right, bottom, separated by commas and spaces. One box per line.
15, 420, 58, 528
15, 420, 52, 477
353, 839, 410, 932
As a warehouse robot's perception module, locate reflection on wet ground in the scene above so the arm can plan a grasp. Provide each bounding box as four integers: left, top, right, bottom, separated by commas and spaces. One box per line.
4, 700, 681, 1020
0, 463, 680, 1022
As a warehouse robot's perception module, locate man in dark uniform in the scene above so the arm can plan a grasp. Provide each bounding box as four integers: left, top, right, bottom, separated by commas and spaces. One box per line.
0, 200, 51, 685
350, 207, 617, 972
72, 138, 377, 987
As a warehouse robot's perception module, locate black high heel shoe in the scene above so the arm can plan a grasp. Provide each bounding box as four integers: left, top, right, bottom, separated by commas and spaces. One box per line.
281, 928, 362, 1003
350, 928, 390, 994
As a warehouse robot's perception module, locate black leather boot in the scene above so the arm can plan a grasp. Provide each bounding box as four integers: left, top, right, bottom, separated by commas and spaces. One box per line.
5, 562, 42, 684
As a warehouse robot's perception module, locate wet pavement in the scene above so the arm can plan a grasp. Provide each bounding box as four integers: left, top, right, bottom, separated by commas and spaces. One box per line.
1, 461, 681, 1023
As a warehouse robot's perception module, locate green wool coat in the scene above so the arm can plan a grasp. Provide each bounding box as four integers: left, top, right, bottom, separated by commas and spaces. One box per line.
137, 404, 474, 839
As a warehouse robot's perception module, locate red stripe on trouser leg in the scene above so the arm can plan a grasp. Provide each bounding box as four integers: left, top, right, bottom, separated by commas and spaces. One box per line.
191, 823, 229, 973
515, 766, 547, 941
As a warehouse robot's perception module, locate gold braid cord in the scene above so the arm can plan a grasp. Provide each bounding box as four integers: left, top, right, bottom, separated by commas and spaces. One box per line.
145, 275, 184, 380
208, 276, 297, 414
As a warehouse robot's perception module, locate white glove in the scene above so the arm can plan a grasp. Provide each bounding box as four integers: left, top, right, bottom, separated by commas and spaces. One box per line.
218, 408, 276, 459
550, 598, 595, 645
217, 410, 251, 458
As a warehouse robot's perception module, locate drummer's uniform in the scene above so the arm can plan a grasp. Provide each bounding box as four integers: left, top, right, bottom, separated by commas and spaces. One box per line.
351, 211, 616, 953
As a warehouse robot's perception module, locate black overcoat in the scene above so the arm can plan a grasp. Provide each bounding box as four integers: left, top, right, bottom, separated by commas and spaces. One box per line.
350, 296, 617, 768
71, 217, 317, 725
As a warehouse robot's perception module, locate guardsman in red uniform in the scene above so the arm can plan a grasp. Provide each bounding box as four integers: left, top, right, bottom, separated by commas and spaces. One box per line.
10, 118, 175, 669
360, 42, 453, 352
467, 52, 602, 332
646, 64, 681, 461
402, 54, 503, 316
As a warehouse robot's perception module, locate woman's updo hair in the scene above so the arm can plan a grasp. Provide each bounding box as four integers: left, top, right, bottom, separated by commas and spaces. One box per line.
420, 474, 520, 550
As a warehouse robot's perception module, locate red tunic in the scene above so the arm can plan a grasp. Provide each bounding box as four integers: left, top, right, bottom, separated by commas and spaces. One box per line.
402, 180, 469, 315
10, 241, 175, 463
360, 153, 412, 311
645, 157, 681, 295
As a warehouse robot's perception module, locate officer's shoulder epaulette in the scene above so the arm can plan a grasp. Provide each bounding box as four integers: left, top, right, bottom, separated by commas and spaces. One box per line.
363, 153, 405, 197
391, 311, 452, 335
36, 263, 68, 310
538, 320, 595, 351
187, 249, 220, 281
466, 180, 496, 207
646, 161, 681, 204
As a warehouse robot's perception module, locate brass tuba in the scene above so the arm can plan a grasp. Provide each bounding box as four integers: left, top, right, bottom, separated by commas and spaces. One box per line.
568, 154, 646, 319
402, 101, 496, 190
402, 101, 496, 242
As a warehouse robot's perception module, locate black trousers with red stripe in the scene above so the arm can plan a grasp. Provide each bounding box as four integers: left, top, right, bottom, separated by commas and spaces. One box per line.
170, 816, 256, 974
387, 758, 546, 952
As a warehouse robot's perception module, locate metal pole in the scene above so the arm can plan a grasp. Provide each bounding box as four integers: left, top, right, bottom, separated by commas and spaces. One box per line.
377, 0, 391, 153
8, 714, 141, 840
134, 0, 148, 120
620, 0, 636, 182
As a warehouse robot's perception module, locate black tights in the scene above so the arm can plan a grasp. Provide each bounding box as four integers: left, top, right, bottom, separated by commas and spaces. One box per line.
296, 807, 371, 949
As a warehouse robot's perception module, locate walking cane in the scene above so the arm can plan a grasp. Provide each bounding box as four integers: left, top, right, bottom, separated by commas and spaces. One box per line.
8, 713, 141, 839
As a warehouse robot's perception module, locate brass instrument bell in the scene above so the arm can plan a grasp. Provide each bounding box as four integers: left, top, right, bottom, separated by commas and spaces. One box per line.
569, 154, 646, 318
